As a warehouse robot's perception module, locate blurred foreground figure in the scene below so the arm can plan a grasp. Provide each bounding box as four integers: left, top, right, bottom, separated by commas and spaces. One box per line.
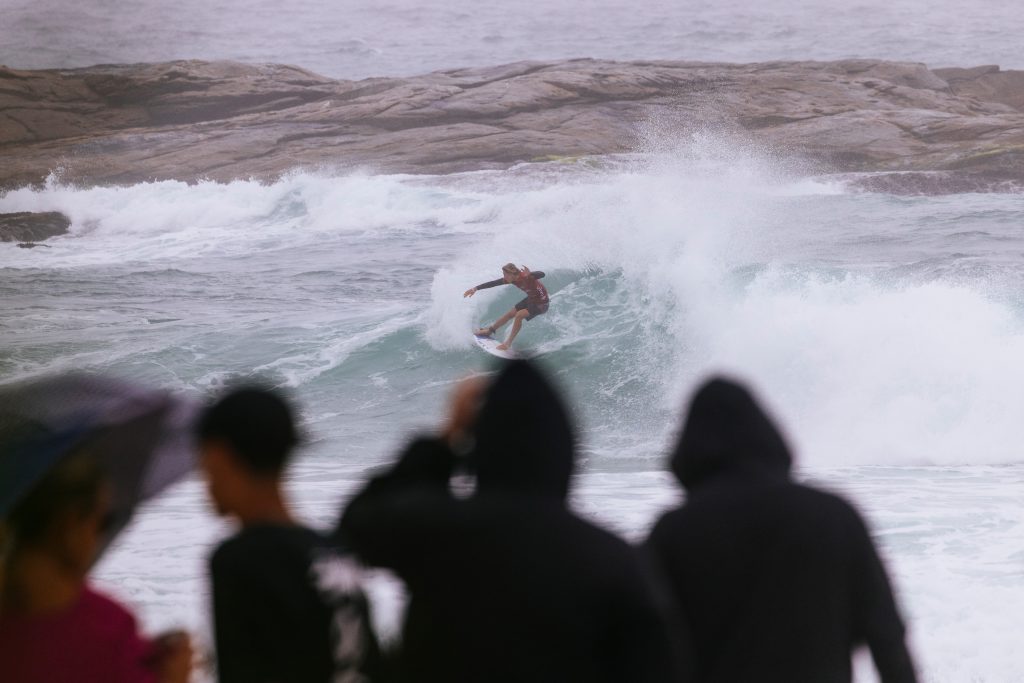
197, 386, 380, 683
338, 360, 681, 683
645, 378, 918, 683
0, 375, 195, 683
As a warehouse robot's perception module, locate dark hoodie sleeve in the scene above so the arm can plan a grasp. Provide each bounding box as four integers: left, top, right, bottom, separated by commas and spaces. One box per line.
642, 518, 697, 682
474, 277, 506, 290
335, 437, 460, 571
530, 271, 545, 279
849, 513, 918, 683
612, 548, 695, 683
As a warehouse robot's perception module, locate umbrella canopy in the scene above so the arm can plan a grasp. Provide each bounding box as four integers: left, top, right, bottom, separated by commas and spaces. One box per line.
0, 374, 197, 560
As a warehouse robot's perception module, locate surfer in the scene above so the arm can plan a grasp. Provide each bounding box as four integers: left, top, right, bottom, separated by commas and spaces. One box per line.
464, 263, 549, 351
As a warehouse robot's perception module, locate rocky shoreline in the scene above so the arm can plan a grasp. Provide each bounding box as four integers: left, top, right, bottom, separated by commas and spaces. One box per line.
2, 58, 1024, 194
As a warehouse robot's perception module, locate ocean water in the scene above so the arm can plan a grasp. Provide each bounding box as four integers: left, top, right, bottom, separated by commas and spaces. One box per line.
4, 1, 1024, 681
3, 0, 1024, 78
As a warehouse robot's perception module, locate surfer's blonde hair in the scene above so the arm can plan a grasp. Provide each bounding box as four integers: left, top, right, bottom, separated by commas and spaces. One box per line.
502, 262, 518, 274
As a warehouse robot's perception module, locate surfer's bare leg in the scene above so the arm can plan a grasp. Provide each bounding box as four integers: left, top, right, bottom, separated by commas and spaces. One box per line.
498, 309, 530, 350
477, 308, 516, 336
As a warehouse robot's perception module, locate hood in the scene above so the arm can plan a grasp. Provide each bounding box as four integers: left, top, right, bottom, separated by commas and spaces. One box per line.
471, 360, 575, 500
671, 377, 792, 491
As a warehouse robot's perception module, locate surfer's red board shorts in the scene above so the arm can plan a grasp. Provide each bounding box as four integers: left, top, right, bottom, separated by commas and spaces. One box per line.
515, 297, 549, 320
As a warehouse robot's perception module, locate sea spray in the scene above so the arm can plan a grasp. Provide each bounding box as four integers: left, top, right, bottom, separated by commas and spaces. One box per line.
7, 154, 1024, 467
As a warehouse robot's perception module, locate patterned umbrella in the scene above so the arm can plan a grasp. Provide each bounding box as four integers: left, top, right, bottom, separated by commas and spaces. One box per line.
0, 374, 197, 559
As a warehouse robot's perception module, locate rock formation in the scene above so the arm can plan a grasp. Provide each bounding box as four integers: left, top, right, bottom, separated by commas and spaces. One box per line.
0, 211, 70, 242
2, 59, 1023, 193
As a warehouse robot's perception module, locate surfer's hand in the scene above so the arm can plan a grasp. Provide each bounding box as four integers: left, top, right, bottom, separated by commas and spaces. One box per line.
443, 376, 487, 449
463, 288, 476, 298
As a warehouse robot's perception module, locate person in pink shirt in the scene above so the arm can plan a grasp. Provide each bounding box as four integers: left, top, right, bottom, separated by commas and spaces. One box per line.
0, 449, 193, 683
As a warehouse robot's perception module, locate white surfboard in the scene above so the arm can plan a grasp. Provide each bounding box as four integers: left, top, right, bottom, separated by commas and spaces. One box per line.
473, 333, 517, 359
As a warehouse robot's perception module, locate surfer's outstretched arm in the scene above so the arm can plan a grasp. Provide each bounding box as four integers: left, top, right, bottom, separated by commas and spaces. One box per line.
464, 277, 507, 298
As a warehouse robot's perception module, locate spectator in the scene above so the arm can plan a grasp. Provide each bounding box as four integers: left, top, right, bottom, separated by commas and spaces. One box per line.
0, 449, 192, 683
197, 386, 380, 683
645, 377, 918, 683
338, 360, 682, 683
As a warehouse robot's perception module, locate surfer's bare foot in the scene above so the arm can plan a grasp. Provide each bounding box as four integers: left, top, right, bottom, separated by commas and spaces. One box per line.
475, 326, 494, 337
497, 343, 510, 351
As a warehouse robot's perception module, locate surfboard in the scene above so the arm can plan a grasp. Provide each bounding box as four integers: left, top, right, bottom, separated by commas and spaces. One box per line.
473, 333, 517, 359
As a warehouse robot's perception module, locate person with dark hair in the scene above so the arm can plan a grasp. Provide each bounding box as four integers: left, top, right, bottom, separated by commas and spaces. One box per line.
337, 361, 683, 683
645, 377, 918, 683
197, 386, 380, 683
0, 450, 193, 683
465, 263, 549, 350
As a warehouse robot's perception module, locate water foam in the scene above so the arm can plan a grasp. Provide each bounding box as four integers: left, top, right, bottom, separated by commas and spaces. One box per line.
0, 172, 494, 267
424, 147, 1024, 467
7, 152, 1024, 469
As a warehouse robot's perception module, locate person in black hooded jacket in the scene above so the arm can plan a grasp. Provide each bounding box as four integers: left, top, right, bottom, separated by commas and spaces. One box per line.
336, 360, 683, 683
645, 377, 918, 683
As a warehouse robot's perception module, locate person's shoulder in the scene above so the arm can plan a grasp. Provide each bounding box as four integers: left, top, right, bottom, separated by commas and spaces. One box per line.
212, 524, 325, 569
777, 482, 875, 539
223, 523, 323, 548
564, 513, 643, 564
650, 504, 690, 526
789, 481, 862, 514
79, 585, 138, 625
645, 506, 689, 542
211, 528, 251, 565
565, 519, 665, 593
76, 589, 146, 647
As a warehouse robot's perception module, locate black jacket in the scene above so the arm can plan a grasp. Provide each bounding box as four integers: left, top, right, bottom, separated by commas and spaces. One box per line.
645, 378, 917, 683
210, 525, 380, 683
337, 360, 680, 683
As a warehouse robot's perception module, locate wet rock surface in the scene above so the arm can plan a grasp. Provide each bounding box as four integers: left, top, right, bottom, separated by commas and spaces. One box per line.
0, 211, 71, 242
2, 59, 1023, 193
